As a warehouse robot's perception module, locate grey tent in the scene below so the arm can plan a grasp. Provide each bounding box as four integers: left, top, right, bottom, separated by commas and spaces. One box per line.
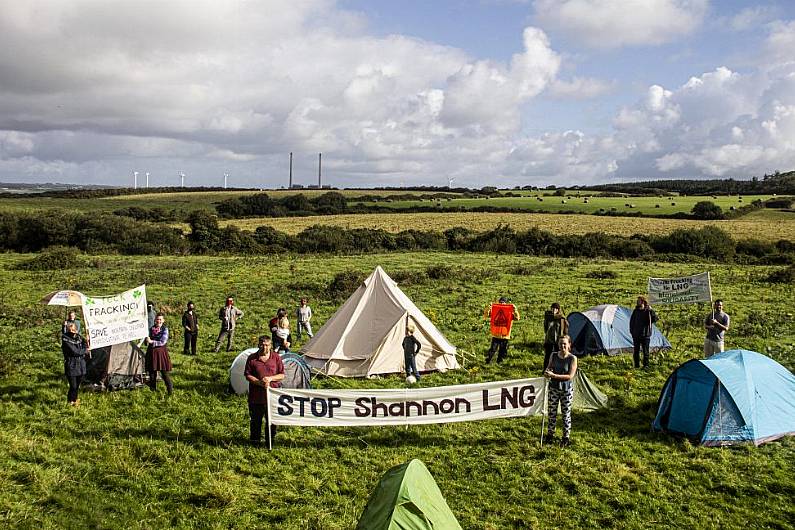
84, 341, 146, 391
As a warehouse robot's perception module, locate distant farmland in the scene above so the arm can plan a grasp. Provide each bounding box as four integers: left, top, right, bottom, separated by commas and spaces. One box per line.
219, 211, 795, 242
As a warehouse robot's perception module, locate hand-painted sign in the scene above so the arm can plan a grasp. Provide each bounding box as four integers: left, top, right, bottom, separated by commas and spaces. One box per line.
81, 285, 148, 348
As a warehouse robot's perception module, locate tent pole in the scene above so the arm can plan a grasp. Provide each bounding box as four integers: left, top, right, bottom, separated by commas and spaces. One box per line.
266, 386, 273, 451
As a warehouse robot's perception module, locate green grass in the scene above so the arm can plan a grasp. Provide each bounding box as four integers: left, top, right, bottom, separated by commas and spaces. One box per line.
356, 194, 778, 216
1, 253, 793, 529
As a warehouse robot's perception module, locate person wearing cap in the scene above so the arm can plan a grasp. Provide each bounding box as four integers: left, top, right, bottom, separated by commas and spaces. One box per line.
484, 296, 520, 364
214, 296, 244, 353
402, 323, 422, 381
244, 336, 284, 446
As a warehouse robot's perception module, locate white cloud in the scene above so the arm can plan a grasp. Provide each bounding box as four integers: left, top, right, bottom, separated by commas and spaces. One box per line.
725, 6, 778, 31
548, 76, 614, 99
533, 0, 708, 49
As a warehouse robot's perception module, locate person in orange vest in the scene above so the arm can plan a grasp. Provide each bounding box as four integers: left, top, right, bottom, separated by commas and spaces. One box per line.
484, 296, 520, 364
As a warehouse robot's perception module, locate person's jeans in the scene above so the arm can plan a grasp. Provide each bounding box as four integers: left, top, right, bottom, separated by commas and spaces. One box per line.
249, 403, 277, 444
487, 338, 509, 363
633, 336, 651, 367
404, 353, 420, 378
67, 375, 83, 402
184, 331, 198, 355
214, 327, 235, 352
296, 321, 313, 339
543, 343, 556, 371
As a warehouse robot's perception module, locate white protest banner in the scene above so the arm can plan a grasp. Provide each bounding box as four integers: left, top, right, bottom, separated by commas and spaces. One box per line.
268, 378, 546, 427
81, 284, 148, 348
647, 272, 712, 305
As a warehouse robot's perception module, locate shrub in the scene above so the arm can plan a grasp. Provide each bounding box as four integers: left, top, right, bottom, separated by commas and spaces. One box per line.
326, 270, 366, 299
651, 226, 735, 260
426, 264, 454, 279
766, 265, 795, 283
14, 246, 86, 271
691, 201, 724, 220
586, 270, 618, 280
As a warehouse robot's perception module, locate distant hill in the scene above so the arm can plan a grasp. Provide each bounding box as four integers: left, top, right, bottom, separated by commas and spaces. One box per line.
583, 170, 795, 195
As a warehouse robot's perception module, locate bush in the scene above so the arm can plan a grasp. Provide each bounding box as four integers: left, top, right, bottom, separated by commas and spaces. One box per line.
766, 265, 795, 283
586, 270, 618, 280
14, 246, 86, 271
326, 270, 366, 299
651, 226, 735, 260
691, 201, 724, 220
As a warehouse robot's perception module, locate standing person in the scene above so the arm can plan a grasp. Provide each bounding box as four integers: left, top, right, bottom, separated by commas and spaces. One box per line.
544, 335, 578, 447
244, 336, 285, 446
629, 296, 658, 369
144, 313, 173, 394
181, 301, 199, 356
147, 301, 157, 330
704, 300, 730, 358
542, 302, 569, 371
295, 298, 314, 340
484, 297, 520, 364
214, 297, 244, 353
269, 308, 286, 344
402, 323, 422, 382
61, 322, 89, 406
274, 315, 291, 353
62, 310, 81, 335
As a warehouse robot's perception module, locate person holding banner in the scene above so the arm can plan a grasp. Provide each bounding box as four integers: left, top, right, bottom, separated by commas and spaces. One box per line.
244, 336, 284, 446
144, 313, 173, 394
214, 297, 244, 353
61, 322, 89, 406
484, 297, 520, 364
630, 296, 658, 369
544, 335, 577, 447
704, 300, 730, 357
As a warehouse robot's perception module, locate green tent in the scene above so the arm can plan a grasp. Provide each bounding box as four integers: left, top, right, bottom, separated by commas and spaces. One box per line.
356, 459, 462, 530
572, 370, 609, 411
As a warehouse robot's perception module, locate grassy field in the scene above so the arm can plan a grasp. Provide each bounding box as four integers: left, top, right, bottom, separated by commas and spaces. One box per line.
217, 211, 795, 242
1, 252, 793, 529
354, 194, 780, 216
0, 189, 442, 215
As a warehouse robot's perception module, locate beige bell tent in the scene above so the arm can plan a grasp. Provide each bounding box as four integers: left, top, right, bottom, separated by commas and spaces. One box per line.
301, 266, 459, 377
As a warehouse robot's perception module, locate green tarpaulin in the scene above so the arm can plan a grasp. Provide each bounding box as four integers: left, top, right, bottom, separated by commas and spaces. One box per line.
356, 459, 462, 530
572, 370, 609, 411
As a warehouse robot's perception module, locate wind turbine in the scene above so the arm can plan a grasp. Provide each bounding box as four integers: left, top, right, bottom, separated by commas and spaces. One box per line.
179, 172, 185, 188
133, 171, 139, 189
448, 177, 455, 189
145, 172, 150, 188
224, 172, 229, 189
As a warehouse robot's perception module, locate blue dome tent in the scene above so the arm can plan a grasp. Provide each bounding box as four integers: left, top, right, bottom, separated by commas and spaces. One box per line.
653, 349, 795, 446
567, 304, 671, 357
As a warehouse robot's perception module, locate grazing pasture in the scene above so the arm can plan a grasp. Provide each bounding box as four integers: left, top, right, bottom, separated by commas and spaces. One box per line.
219, 211, 795, 242
1, 252, 793, 529
352, 194, 779, 216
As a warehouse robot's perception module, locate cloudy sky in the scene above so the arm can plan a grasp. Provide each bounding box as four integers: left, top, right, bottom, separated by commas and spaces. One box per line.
1, 0, 794, 188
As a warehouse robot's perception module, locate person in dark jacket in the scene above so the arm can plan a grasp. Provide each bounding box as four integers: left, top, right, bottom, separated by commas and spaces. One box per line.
145, 313, 173, 394
402, 324, 422, 382
182, 301, 199, 355
542, 302, 569, 371
629, 296, 658, 369
214, 297, 244, 352
62, 310, 82, 335
61, 322, 89, 406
